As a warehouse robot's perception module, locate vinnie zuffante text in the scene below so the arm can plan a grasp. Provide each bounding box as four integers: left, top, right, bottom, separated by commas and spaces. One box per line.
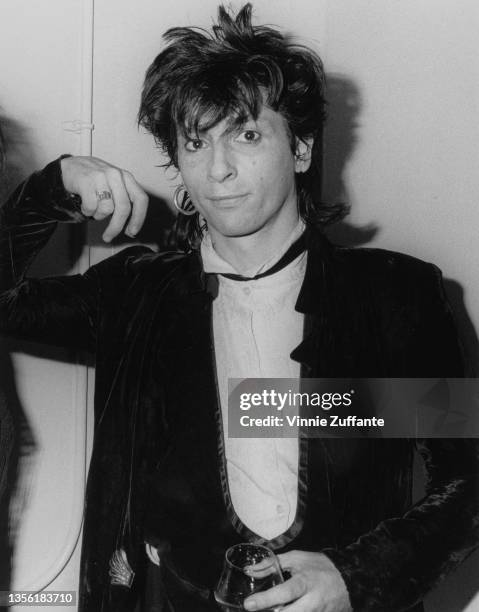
237, 389, 385, 429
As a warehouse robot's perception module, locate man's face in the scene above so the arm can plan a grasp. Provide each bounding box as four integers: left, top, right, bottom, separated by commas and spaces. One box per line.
176, 106, 311, 241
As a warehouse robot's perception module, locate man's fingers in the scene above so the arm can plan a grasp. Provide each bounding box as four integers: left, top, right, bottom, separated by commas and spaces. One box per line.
268, 597, 309, 612
77, 172, 114, 219
102, 169, 132, 243
78, 182, 99, 217
60, 156, 147, 240
67, 162, 131, 242
244, 558, 281, 579
243, 575, 307, 611
276, 550, 305, 572
245, 566, 278, 580
245, 559, 273, 571
123, 171, 148, 236
93, 193, 115, 221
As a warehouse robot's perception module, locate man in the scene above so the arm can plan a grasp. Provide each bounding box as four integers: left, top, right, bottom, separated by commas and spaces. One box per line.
0, 4, 477, 612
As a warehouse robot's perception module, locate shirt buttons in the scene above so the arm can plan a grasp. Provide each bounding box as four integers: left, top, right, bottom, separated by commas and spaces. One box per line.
276, 504, 285, 515
243, 287, 251, 296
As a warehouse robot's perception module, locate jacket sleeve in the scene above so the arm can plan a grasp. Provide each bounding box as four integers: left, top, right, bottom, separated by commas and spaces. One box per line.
322, 267, 479, 611
0, 157, 148, 351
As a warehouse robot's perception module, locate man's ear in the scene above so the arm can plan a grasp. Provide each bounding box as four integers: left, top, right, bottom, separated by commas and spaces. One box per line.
294, 137, 314, 173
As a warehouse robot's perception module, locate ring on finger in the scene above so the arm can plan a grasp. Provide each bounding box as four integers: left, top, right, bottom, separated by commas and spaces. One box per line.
96, 190, 112, 202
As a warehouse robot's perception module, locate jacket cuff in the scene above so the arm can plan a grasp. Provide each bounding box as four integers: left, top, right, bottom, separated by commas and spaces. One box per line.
321, 547, 372, 611
5, 155, 86, 224
33, 155, 86, 222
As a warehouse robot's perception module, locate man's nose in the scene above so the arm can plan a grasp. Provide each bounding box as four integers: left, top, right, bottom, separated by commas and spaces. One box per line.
207, 143, 237, 183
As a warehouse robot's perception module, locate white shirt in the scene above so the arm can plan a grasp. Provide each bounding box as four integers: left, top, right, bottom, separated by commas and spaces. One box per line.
201, 222, 306, 540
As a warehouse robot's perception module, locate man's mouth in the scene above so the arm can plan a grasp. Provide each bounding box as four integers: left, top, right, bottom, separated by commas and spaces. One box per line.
207, 194, 248, 203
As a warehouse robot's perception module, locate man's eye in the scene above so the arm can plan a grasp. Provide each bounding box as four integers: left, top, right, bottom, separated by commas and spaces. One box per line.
185, 139, 206, 152
236, 130, 261, 143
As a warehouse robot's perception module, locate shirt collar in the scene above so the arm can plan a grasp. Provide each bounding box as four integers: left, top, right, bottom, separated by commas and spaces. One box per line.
200, 219, 306, 277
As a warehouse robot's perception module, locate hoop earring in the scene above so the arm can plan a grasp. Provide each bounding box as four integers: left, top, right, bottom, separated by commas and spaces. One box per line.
173, 185, 196, 216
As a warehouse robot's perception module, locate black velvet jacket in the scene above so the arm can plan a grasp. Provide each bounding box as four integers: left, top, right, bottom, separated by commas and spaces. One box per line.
0, 159, 478, 612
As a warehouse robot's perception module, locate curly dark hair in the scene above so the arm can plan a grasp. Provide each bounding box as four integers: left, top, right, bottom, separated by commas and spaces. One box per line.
139, 3, 347, 249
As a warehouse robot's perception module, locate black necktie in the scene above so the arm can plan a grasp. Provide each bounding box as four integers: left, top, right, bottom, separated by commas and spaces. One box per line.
205, 233, 307, 298
219, 233, 307, 282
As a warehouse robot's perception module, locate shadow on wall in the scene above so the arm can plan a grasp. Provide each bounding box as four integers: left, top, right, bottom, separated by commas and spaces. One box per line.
322, 73, 379, 247
0, 115, 38, 203
321, 74, 478, 378
0, 113, 38, 603
0, 340, 36, 598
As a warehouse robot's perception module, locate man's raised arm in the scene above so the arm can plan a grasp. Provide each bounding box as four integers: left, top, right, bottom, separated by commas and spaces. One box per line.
0, 155, 149, 349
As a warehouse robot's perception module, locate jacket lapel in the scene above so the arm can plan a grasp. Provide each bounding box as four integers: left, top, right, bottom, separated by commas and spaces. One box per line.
152, 251, 221, 443
291, 227, 387, 377
291, 227, 344, 376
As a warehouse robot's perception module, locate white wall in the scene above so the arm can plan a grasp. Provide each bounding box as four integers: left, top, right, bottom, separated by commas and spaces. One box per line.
321, 0, 479, 374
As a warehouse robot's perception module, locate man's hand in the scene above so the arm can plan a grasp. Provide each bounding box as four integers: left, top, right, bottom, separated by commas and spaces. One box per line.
243, 551, 352, 612
60, 156, 148, 242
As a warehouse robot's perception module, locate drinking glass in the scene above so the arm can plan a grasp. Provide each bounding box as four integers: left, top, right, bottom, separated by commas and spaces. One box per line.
214, 543, 284, 611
